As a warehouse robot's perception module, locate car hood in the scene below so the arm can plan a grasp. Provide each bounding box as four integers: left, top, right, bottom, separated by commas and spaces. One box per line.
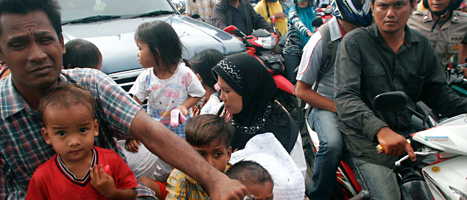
62, 15, 245, 74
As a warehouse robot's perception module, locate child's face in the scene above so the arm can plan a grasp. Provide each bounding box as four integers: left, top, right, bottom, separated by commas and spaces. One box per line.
136, 39, 156, 68
41, 104, 98, 165
193, 138, 232, 172
245, 181, 274, 200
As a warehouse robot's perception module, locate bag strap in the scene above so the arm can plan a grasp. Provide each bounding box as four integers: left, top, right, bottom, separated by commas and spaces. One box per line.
313, 22, 338, 91
297, 22, 338, 128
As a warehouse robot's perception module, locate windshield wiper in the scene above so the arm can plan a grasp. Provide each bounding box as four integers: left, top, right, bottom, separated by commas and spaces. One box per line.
62, 15, 121, 25
128, 10, 175, 18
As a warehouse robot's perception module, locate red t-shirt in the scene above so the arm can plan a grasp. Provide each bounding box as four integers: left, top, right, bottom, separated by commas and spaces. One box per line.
25, 146, 137, 200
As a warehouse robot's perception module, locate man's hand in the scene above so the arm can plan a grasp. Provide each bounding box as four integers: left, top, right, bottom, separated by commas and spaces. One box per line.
90, 165, 117, 198
125, 139, 141, 153
376, 127, 416, 161
207, 174, 250, 200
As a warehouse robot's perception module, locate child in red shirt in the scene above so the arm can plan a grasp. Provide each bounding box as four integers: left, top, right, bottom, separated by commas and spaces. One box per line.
25, 84, 137, 200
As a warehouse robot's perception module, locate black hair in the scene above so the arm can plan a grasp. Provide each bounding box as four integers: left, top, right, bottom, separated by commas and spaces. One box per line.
0, 0, 62, 44
226, 160, 273, 185
134, 20, 183, 73
190, 49, 225, 90
185, 114, 234, 148
63, 39, 102, 69
39, 83, 96, 124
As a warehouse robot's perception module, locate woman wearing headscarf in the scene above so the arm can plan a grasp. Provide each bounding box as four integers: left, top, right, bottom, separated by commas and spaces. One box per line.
282, 0, 315, 84
212, 53, 306, 176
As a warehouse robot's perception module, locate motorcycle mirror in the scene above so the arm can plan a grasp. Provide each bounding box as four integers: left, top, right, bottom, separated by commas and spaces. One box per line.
224, 25, 238, 33
223, 25, 246, 37
312, 18, 324, 27
373, 91, 409, 112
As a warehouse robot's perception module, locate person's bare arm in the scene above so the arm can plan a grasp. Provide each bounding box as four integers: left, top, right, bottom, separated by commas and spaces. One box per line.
178, 96, 202, 116
132, 96, 143, 105
295, 80, 336, 112
130, 110, 249, 199
458, 43, 466, 65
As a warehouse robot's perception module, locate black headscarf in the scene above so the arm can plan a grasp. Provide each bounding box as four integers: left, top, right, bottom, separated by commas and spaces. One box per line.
212, 53, 298, 153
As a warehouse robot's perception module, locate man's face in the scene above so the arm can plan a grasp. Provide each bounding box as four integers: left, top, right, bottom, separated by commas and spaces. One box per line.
428, 0, 450, 13
0, 11, 65, 92
371, 0, 416, 34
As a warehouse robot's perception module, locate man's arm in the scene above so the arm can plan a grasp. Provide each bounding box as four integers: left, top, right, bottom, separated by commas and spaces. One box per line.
129, 110, 248, 200
211, 3, 227, 29
334, 34, 387, 141
459, 43, 466, 65
295, 81, 335, 112
418, 40, 467, 117
295, 34, 333, 112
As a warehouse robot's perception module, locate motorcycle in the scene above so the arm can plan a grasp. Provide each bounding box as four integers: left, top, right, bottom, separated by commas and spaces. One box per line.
311, 5, 333, 29
223, 25, 296, 112
447, 62, 467, 97
374, 91, 467, 199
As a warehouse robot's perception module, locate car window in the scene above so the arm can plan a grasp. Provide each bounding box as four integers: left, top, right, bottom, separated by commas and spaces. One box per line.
58, 0, 175, 22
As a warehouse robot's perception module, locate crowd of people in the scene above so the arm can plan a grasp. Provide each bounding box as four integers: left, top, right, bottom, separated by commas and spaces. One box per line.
0, 0, 466, 199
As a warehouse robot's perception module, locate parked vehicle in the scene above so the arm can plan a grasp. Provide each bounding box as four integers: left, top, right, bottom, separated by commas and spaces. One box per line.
58, 0, 245, 91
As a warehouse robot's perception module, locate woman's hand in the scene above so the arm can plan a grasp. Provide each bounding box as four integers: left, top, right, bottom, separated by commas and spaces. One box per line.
273, 12, 287, 19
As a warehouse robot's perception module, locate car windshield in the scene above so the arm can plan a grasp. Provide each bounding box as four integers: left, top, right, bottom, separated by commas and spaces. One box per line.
58, 0, 176, 24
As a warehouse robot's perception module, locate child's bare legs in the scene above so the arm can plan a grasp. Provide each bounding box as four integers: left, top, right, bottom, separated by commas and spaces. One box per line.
138, 177, 168, 200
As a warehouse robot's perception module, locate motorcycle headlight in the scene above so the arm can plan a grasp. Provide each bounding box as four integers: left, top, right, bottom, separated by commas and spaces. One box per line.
255, 36, 276, 49
450, 186, 467, 200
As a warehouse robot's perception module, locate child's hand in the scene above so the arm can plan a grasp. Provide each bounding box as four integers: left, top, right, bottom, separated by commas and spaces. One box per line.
125, 139, 141, 153
176, 106, 188, 116
90, 165, 117, 198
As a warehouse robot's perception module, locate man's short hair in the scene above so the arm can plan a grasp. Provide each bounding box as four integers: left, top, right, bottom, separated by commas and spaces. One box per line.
225, 160, 273, 185
185, 114, 234, 148
38, 83, 96, 124
63, 39, 102, 69
0, 0, 62, 43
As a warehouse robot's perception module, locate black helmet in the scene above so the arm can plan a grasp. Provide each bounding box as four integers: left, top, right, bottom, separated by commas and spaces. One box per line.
331, 0, 373, 26
423, 0, 463, 15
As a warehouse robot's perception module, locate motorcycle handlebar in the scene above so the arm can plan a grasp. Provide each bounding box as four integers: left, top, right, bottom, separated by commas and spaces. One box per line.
395, 151, 437, 167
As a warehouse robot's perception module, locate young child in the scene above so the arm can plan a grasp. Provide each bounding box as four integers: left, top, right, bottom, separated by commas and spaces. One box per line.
63, 39, 103, 70
25, 84, 137, 200
165, 114, 234, 199
189, 49, 225, 116
226, 161, 274, 200
129, 20, 205, 138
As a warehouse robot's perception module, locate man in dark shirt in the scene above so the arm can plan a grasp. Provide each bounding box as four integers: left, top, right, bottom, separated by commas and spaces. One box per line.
334, 0, 467, 198
211, 0, 274, 35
